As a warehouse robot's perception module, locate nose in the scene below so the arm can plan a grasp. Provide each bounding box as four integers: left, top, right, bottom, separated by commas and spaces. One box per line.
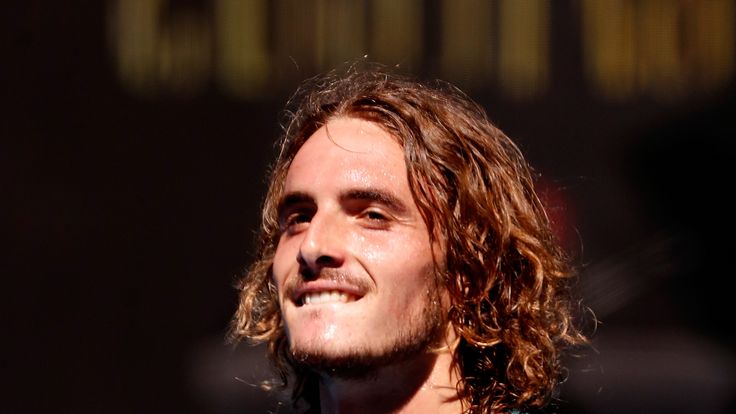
297, 211, 346, 277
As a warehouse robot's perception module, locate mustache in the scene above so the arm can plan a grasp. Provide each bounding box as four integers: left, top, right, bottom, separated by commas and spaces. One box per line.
283, 267, 373, 299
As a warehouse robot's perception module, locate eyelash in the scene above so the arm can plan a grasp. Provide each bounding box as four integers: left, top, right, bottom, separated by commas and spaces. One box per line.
283, 212, 311, 229
363, 210, 388, 221
280, 208, 391, 233
359, 209, 393, 230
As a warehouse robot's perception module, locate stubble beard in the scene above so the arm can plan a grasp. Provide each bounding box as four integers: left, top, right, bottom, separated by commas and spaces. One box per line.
289, 289, 447, 380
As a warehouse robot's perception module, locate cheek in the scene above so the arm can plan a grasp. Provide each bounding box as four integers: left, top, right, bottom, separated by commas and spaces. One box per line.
272, 237, 297, 287
361, 232, 435, 289
360, 225, 431, 257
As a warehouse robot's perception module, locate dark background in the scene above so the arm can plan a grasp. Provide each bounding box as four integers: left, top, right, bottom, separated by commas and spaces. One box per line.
5, 1, 735, 413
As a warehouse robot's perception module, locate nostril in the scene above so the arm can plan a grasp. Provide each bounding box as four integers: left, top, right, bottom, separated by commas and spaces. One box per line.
298, 254, 341, 280
299, 265, 318, 281
316, 255, 338, 267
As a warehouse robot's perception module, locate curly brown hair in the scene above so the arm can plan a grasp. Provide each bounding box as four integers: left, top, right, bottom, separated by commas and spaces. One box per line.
230, 63, 588, 413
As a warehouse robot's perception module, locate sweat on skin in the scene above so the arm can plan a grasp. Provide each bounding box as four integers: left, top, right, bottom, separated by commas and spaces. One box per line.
272, 117, 462, 413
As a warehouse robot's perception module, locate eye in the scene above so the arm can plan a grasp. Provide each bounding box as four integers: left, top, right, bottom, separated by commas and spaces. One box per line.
359, 209, 391, 229
281, 212, 312, 233
364, 210, 387, 221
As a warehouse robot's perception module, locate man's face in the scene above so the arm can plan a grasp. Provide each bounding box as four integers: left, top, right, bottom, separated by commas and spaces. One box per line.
272, 117, 445, 374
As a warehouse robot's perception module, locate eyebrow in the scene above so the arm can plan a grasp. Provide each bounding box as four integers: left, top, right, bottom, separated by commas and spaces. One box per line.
340, 188, 409, 215
277, 191, 314, 216
277, 188, 410, 218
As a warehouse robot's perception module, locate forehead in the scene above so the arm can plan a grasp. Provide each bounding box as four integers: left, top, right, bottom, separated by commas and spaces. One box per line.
285, 117, 407, 190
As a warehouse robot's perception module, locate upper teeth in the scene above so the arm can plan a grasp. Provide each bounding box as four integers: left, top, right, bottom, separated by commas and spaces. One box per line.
302, 291, 353, 305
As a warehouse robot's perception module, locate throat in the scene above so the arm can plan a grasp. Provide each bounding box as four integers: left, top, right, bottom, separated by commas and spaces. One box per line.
317, 348, 461, 414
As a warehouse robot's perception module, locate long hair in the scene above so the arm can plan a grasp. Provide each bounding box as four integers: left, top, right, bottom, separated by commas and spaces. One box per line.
230, 63, 588, 413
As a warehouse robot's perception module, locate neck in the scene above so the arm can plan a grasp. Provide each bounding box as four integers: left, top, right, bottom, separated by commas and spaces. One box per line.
317, 348, 462, 414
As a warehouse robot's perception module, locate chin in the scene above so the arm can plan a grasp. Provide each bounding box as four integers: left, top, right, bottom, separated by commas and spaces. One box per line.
288, 323, 444, 379
290, 340, 429, 379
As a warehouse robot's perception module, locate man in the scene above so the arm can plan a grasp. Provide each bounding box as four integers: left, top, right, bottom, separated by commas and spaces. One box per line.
230, 65, 588, 413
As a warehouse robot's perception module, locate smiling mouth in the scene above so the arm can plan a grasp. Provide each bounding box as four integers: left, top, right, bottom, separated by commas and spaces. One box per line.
298, 290, 358, 306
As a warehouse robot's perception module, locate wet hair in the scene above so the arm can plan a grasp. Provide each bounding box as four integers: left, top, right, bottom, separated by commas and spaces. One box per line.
230, 63, 589, 413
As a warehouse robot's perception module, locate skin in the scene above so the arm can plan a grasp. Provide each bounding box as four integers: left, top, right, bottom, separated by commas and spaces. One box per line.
272, 117, 461, 413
